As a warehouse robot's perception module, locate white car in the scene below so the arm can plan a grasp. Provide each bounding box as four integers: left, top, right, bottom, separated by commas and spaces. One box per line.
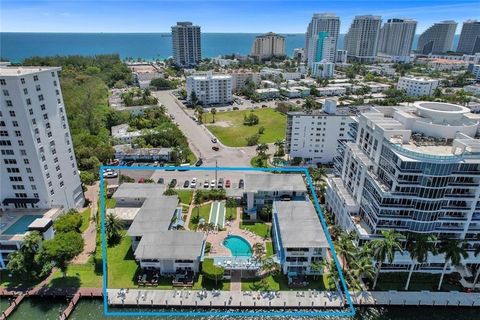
103, 170, 118, 178
210, 179, 216, 188
190, 178, 197, 188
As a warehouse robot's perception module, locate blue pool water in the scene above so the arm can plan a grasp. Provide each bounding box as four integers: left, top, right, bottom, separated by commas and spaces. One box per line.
223, 235, 252, 257
3, 215, 41, 235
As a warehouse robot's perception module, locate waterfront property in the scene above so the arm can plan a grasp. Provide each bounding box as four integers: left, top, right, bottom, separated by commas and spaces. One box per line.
272, 200, 328, 277
111, 184, 206, 277
326, 102, 480, 285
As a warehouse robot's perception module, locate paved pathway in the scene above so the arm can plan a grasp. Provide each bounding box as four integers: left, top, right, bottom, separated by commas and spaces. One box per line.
230, 271, 242, 292
72, 183, 99, 264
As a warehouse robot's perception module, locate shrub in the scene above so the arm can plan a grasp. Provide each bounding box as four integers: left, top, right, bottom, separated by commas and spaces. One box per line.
243, 112, 259, 126
54, 211, 83, 233
258, 126, 265, 134
245, 134, 260, 146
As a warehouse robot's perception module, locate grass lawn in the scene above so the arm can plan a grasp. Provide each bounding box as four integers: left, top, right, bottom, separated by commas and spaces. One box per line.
250, 155, 270, 168
226, 207, 237, 221
177, 190, 193, 205
107, 233, 140, 288
49, 261, 102, 288
188, 203, 212, 230
193, 274, 230, 291
204, 108, 286, 147
80, 208, 91, 233
240, 221, 270, 238
266, 241, 274, 257
372, 272, 464, 292
241, 275, 326, 291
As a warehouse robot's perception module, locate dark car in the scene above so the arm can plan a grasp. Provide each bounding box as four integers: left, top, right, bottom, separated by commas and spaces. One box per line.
157, 177, 164, 184
238, 179, 244, 189
195, 158, 203, 167
183, 180, 190, 188
169, 179, 177, 188
212, 146, 219, 151
217, 178, 224, 188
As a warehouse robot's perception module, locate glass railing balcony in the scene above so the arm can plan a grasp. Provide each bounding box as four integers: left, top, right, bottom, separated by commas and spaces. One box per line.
386, 139, 474, 163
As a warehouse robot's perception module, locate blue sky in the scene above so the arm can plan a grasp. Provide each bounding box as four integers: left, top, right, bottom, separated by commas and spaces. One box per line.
1, 0, 479, 33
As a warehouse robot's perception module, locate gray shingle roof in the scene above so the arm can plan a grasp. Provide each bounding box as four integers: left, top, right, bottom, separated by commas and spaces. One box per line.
244, 173, 307, 193
112, 183, 166, 199
274, 200, 328, 248
134, 231, 205, 260
127, 196, 179, 237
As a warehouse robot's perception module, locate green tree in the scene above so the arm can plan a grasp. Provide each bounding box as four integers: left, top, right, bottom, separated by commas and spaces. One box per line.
245, 134, 260, 146
6, 231, 51, 280
43, 232, 84, 276
190, 90, 199, 107
405, 233, 437, 290
274, 139, 285, 156
310, 260, 323, 280
256, 143, 269, 159
210, 108, 217, 123
370, 230, 404, 289
258, 204, 272, 222
437, 239, 468, 290
334, 233, 355, 271
105, 213, 125, 245
472, 244, 480, 289
80, 171, 96, 185
54, 210, 83, 233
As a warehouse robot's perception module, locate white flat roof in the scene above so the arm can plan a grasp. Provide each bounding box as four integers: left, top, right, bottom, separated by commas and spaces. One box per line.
0, 66, 61, 76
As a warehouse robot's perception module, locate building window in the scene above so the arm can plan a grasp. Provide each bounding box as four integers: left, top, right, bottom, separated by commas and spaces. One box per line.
33, 75, 39, 81
23, 88, 28, 95
9, 111, 15, 117
36, 84, 41, 91
38, 94, 44, 101
3, 90, 9, 96
0, 79, 6, 85
40, 104, 46, 111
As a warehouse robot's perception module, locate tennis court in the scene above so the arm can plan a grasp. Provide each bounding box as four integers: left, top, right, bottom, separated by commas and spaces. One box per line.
208, 201, 226, 228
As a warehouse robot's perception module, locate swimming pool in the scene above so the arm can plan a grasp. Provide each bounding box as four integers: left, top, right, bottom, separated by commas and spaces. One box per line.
3, 215, 42, 235
223, 235, 252, 257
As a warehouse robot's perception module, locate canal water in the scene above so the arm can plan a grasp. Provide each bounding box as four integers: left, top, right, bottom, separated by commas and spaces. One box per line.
3, 297, 480, 319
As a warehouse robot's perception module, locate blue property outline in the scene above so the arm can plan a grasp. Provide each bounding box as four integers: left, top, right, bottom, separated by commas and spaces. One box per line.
100, 165, 356, 317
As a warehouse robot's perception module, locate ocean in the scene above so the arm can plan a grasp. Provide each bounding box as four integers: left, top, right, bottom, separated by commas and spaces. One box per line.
0, 33, 460, 63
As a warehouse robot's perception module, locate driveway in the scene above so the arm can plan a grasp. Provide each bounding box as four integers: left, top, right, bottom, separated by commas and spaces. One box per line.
152, 90, 257, 167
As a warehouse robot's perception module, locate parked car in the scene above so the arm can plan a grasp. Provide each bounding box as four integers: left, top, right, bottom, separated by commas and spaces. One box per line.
239, 179, 244, 189
190, 178, 197, 188
165, 166, 175, 171
102, 169, 118, 178
225, 179, 231, 188
217, 178, 224, 188
195, 158, 203, 167
211, 138, 217, 143
204, 179, 209, 188
169, 179, 177, 188
212, 146, 219, 151
210, 179, 216, 188
183, 180, 189, 188
126, 161, 134, 166
157, 177, 164, 184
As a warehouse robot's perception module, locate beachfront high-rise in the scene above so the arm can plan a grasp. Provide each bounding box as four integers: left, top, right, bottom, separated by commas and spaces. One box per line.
171, 21, 202, 67
344, 15, 382, 62
457, 20, 480, 55
0, 66, 85, 210
378, 18, 417, 62
251, 32, 286, 60
326, 102, 480, 279
417, 20, 457, 55
305, 13, 340, 66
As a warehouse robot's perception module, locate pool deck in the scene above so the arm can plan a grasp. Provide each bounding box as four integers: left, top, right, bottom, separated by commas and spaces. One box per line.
0, 208, 62, 241
206, 208, 264, 257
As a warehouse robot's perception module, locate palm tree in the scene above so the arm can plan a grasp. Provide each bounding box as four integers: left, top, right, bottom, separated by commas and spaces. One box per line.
210, 108, 217, 123
437, 240, 468, 290
334, 233, 355, 271
260, 256, 280, 277
274, 139, 284, 156
256, 143, 269, 159
472, 244, 480, 289
320, 259, 340, 290
310, 260, 323, 280
193, 191, 202, 223
195, 106, 204, 124
370, 230, 404, 289
253, 243, 264, 258
106, 213, 124, 244
351, 255, 375, 287
405, 233, 437, 290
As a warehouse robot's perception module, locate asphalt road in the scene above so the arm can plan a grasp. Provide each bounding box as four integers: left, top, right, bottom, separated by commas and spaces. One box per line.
152, 90, 258, 167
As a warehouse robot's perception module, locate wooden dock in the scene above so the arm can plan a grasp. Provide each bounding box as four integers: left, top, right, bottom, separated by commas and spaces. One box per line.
0, 287, 102, 320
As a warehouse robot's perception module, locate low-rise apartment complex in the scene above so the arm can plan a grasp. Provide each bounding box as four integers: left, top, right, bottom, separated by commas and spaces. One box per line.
397, 76, 440, 97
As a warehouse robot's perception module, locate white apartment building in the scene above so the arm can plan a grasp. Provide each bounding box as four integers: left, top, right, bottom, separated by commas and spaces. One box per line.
326, 102, 480, 277
251, 32, 285, 60
229, 72, 261, 91
417, 20, 457, 55
397, 76, 440, 97
305, 13, 340, 64
279, 86, 310, 98
316, 86, 347, 97
260, 68, 302, 81
471, 64, 480, 81
272, 200, 328, 276
344, 15, 382, 62
464, 84, 480, 96
378, 18, 417, 62
336, 50, 348, 64
457, 20, 480, 55
311, 61, 335, 79
171, 21, 201, 67
186, 72, 233, 105
111, 123, 144, 144
255, 88, 279, 100
285, 99, 355, 164
0, 66, 84, 211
